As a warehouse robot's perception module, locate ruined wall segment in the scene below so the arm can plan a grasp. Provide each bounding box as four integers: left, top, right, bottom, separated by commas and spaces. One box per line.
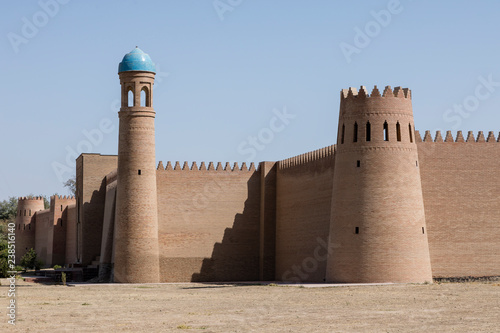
326, 86, 433, 283
64, 203, 77, 265
156, 161, 261, 282
417, 130, 500, 278
15, 197, 45, 264
34, 209, 51, 266
99, 170, 117, 281
76, 153, 117, 266
275, 146, 335, 283
50, 195, 76, 266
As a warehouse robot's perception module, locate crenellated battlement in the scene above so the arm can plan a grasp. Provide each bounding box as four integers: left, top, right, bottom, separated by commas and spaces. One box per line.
278, 145, 335, 170
52, 195, 76, 200
157, 161, 257, 172
18, 196, 44, 201
416, 130, 500, 143
341, 85, 411, 100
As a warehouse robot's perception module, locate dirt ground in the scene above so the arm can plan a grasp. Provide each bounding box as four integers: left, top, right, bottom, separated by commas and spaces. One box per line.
1, 279, 499, 332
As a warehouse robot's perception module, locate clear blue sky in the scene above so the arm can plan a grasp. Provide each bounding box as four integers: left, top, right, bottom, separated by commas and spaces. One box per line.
1, 0, 500, 200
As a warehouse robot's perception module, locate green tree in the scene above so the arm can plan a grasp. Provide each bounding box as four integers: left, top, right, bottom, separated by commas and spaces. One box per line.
64, 176, 76, 196
0, 220, 9, 277
0, 197, 17, 220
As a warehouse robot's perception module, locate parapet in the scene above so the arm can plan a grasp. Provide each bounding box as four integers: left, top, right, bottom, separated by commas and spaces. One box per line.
51, 195, 76, 200
341, 85, 411, 100
157, 161, 257, 172
416, 130, 500, 143
339, 85, 413, 118
18, 196, 44, 201
278, 145, 335, 170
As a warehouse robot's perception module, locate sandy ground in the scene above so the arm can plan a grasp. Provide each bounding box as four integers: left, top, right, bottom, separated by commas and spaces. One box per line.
1, 279, 499, 332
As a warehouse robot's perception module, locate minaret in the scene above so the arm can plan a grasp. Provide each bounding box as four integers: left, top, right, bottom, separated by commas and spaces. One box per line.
326, 86, 433, 283
114, 47, 160, 283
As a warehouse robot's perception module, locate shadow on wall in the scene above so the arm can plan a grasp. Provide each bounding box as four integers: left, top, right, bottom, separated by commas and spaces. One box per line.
191, 172, 261, 282
81, 178, 107, 266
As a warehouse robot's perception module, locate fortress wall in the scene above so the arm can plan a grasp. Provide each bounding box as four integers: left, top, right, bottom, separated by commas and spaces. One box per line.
156, 161, 261, 282
64, 204, 77, 265
34, 209, 51, 267
275, 146, 335, 282
76, 154, 118, 265
51, 195, 76, 266
417, 130, 500, 278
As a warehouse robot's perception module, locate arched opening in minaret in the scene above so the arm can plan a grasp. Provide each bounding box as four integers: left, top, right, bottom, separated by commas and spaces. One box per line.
128, 89, 134, 107
366, 121, 371, 141
396, 122, 401, 142
341, 124, 345, 144
409, 123, 413, 143
353, 122, 358, 142
140, 88, 147, 107
383, 121, 389, 141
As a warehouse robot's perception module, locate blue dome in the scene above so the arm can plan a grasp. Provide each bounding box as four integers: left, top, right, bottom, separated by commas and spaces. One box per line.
118, 47, 156, 73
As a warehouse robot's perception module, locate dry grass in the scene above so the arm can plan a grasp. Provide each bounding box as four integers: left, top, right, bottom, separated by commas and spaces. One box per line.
1, 279, 499, 332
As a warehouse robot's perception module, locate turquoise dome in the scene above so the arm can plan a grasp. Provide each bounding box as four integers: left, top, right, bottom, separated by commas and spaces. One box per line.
118, 47, 156, 73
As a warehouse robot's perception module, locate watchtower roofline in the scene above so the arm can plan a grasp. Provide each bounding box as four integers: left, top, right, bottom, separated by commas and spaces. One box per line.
339, 85, 413, 118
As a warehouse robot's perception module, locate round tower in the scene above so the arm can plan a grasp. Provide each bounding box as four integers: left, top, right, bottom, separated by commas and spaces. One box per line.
326, 85, 433, 283
114, 47, 160, 283
15, 197, 45, 264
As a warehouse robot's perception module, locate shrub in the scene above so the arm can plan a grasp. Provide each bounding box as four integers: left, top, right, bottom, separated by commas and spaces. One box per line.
20, 248, 38, 269
53, 265, 61, 270
35, 259, 44, 270
61, 272, 67, 285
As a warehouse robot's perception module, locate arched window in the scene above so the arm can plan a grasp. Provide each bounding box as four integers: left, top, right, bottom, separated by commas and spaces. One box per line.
140, 89, 146, 107
383, 121, 389, 141
128, 89, 134, 107
396, 122, 401, 142
141, 87, 150, 107
366, 121, 371, 141
409, 123, 413, 143
341, 124, 345, 144
353, 122, 358, 143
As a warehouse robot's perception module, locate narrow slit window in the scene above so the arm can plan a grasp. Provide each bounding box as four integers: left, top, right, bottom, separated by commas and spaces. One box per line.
356, 160, 360, 167
422, 227, 425, 234
61, 205, 63, 212
409, 123, 413, 143
29, 209, 31, 216
353, 122, 358, 142
366, 121, 371, 141
355, 227, 359, 234
138, 169, 142, 175
396, 122, 401, 142
24, 210, 26, 216
384, 121, 389, 141
341, 124, 345, 144
416, 161, 418, 167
